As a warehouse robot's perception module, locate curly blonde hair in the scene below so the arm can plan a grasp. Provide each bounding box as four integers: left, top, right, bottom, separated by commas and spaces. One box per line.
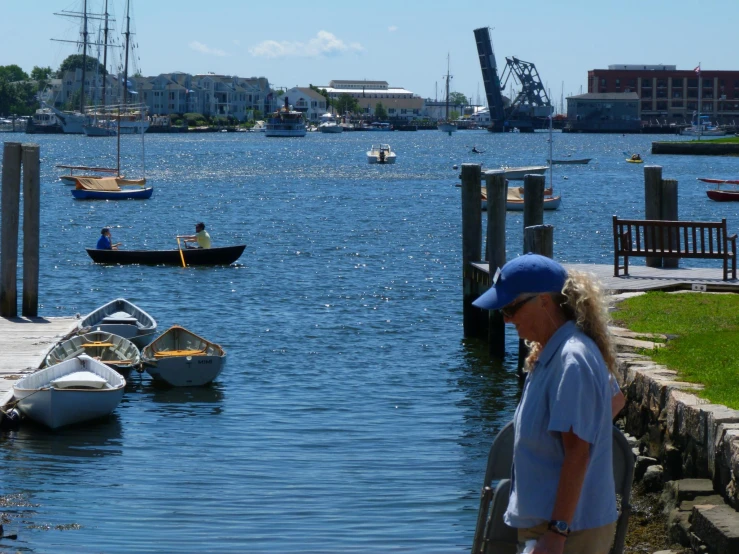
524, 270, 617, 374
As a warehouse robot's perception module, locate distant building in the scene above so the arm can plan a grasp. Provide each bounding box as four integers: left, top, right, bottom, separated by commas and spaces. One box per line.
318, 80, 424, 120
282, 87, 327, 121
588, 64, 739, 124
566, 92, 641, 132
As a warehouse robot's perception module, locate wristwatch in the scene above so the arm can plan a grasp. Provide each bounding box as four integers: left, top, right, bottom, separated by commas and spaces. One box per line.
547, 520, 570, 537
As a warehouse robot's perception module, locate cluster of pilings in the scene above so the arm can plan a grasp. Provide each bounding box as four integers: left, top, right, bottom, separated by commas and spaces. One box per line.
1, 142, 40, 317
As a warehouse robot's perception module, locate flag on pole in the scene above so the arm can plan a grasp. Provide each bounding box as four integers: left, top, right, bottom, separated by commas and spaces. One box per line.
694, 65, 701, 74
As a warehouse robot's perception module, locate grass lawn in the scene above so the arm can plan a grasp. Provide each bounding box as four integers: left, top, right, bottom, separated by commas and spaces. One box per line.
612, 291, 739, 409
690, 136, 739, 144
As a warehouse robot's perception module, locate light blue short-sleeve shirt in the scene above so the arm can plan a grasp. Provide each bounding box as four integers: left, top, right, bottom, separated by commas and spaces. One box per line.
504, 321, 618, 531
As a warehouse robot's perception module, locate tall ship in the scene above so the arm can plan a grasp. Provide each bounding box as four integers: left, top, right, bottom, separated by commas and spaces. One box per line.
265, 97, 307, 137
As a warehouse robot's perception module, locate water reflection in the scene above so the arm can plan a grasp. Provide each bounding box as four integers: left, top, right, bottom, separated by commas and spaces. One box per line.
136, 381, 225, 418
2, 416, 123, 461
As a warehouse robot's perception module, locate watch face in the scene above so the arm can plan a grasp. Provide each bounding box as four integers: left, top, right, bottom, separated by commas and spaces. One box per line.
555, 521, 568, 533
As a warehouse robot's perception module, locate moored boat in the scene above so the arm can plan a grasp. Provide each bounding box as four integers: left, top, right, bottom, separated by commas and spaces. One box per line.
482, 186, 561, 211
86, 244, 246, 266
501, 165, 549, 180
547, 158, 591, 165
12, 355, 125, 429
265, 97, 307, 137
72, 177, 152, 199
698, 178, 739, 201
318, 113, 343, 133
366, 144, 396, 164
142, 325, 226, 387
78, 298, 157, 348
45, 331, 141, 377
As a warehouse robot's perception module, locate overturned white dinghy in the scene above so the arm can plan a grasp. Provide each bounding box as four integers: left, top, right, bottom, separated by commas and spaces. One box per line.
78, 297, 157, 348
13, 354, 126, 429
142, 325, 226, 387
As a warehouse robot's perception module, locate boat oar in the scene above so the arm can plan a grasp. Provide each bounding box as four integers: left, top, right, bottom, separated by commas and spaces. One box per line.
176, 237, 187, 268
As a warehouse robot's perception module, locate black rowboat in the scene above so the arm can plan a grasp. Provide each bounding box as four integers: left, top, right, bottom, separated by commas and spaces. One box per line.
86, 245, 246, 266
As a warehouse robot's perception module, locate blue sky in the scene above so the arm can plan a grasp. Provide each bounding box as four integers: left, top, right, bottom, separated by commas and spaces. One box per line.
3, 0, 739, 108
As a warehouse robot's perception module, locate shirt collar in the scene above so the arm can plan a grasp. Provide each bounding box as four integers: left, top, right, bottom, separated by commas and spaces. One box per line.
536, 320, 577, 368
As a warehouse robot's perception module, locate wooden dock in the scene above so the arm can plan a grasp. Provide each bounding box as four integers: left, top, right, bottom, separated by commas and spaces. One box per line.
0, 316, 78, 406
470, 262, 739, 294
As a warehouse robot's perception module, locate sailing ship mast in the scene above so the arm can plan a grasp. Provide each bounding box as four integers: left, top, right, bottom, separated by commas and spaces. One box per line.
101, 0, 110, 111
445, 53, 452, 121
122, 0, 131, 106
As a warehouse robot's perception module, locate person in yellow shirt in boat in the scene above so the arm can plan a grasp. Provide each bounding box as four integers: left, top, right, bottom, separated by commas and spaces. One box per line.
179, 222, 212, 249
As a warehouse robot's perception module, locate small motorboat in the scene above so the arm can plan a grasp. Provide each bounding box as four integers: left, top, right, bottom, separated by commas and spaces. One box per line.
142, 325, 226, 387
45, 331, 141, 377
78, 298, 157, 349
367, 144, 396, 164
12, 354, 126, 429
501, 165, 549, 180
71, 176, 152, 199
86, 244, 246, 266
698, 178, 739, 201
547, 158, 591, 165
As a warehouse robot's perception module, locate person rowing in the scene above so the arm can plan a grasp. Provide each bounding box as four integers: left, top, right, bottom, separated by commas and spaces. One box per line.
178, 222, 212, 249
96, 227, 121, 250
472, 146, 484, 154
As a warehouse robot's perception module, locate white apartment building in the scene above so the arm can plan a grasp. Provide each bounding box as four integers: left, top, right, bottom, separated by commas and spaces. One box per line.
318, 80, 424, 120
282, 87, 327, 121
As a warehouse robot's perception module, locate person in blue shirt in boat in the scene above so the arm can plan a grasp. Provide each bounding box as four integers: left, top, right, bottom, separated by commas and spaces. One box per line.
96, 228, 120, 250
179, 222, 212, 249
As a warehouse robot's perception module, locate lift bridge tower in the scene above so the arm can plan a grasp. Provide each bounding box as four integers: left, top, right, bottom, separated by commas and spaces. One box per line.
473, 27, 552, 132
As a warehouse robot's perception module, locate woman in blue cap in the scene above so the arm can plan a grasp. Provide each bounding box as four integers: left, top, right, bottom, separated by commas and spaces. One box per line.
473, 253, 619, 554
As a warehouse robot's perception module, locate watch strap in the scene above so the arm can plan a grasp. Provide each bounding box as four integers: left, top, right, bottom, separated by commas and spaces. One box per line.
547, 520, 570, 537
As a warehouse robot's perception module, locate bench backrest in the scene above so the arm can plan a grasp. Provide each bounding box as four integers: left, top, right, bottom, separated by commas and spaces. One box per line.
613, 216, 729, 257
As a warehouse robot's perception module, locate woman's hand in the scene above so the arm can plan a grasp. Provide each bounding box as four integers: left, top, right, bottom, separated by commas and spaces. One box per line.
531, 531, 566, 554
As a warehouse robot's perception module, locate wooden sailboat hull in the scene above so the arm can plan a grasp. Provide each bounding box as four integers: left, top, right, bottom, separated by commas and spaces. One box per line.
86, 245, 246, 266
72, 187, 153, 199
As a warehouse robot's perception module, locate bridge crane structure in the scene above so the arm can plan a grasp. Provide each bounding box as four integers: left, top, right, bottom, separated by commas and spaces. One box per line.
473, 27, 552, 132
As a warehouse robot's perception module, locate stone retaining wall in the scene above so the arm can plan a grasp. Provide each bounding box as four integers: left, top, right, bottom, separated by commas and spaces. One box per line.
611, 326, 739, 552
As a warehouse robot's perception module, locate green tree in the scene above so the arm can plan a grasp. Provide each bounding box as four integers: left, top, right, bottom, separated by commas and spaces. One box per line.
334, 93, 359, 115
31, 66, 54, 91
450, 110, 460, 120
374, 102, 388, 120
58, 54, 106, 76
0, 64, 29, 83
448, 92, 468, 106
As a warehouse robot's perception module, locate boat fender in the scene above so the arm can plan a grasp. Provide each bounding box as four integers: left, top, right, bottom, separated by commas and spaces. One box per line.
0, 408, 21, 431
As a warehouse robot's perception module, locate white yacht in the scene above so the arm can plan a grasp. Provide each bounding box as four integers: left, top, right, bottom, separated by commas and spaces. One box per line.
318, 113, 343, 133
367, 144, 396, 164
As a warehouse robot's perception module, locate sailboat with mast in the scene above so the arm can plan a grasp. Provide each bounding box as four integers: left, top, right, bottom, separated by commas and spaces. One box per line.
83, 0, 116, 137
47, 0, 104, 134
438, 54, 457, 134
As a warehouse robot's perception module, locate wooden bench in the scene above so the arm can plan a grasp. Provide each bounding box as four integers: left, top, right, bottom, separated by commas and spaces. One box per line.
613, 215, 737, 280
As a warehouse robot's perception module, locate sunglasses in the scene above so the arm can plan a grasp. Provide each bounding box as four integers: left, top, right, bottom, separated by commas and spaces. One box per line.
500, 295, 537, 319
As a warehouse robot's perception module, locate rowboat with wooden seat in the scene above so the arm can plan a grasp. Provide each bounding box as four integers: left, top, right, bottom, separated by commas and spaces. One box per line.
71, 176, 152, 199
45, 331, 141, 377
12, 354, 126, 429
86, 244, 246, 266
142, 325, 226, 387
78, 298, 157, 349
547, 158, 591, 165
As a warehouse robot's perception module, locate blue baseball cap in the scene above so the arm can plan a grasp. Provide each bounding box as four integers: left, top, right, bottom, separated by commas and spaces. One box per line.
472, 253, 567, 310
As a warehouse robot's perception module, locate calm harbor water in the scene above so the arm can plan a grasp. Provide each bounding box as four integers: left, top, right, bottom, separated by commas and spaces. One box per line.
1, 129, 738, 553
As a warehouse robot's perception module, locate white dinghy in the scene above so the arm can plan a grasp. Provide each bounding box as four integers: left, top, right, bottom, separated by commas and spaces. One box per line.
13, 354, 126, 429
142, 325, 226, 387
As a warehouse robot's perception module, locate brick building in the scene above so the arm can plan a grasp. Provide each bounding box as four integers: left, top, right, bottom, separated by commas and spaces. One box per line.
588, 64, 739, 124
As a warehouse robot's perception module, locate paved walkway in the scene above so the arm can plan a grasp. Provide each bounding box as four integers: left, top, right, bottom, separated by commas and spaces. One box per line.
471, 262, 739, 293
0, 316, 78, 406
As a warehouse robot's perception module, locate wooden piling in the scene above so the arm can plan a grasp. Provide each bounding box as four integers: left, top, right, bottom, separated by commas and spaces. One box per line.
524, 224, 554, 258
484, 170, 507, 358
461, 163, 485, 337
518, 224, 555, 376
644, 165, 663, 268
661, 178, 679, 269
22, 144, 40, 317
1, 142, 22, 317
523, 174, 545, 249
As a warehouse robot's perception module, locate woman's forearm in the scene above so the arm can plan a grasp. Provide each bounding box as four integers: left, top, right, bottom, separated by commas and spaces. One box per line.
550, 429, 590, 524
